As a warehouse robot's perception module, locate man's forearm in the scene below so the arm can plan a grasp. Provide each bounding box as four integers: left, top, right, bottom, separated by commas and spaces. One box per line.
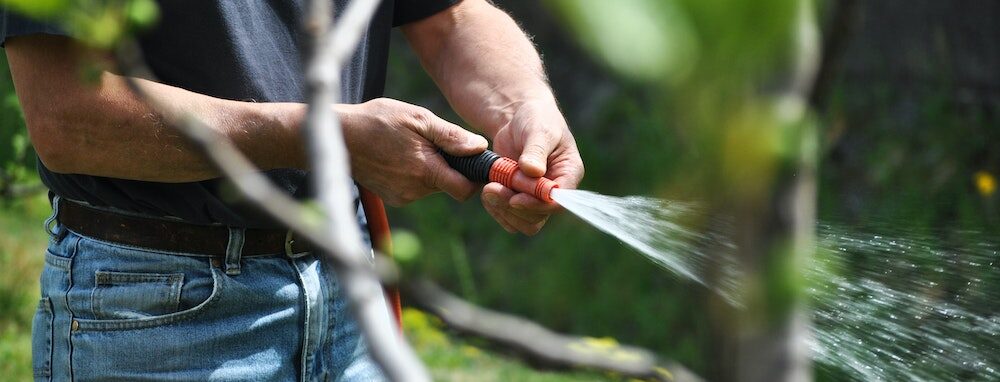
402, 0, 555, 137
5, 34, 311, 183
29, 72, 308, 182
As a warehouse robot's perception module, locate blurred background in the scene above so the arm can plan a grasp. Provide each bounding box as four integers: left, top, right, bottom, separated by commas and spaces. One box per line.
2, 0, 998, 381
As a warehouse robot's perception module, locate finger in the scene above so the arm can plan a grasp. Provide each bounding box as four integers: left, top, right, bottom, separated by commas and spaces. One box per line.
503, 210, 548, 236
481, 182, 515, 208
423, 114, 488, 156
482, 184, 548, 235
517, 130, 556, 178
552, 156, 585, 189
481, 188, 518, 234
425, 156, 478, 201
509, 192, 561, 214
507, 206, 549, 224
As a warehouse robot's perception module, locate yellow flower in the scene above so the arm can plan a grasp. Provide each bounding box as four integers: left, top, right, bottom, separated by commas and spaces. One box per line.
975, 171, 996, 196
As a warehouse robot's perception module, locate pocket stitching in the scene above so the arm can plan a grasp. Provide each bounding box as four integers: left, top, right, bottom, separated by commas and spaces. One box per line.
32, 297, 53, 378
76, 267, 224, 331
91, 271, 185, 321
44, 250, 71, 271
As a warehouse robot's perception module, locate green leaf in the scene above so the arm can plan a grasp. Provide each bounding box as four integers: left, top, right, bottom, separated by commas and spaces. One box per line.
391, 230, 422, 263
547, 0, 698, 83
126, 0, 159, 29
0, 0, 70, 18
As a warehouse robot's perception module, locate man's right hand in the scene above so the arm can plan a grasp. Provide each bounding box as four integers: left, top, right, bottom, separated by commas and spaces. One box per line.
341, 98, 488, 206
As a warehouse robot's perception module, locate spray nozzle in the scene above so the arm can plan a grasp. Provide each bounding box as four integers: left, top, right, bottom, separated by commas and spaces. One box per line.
440, 149, 559, 203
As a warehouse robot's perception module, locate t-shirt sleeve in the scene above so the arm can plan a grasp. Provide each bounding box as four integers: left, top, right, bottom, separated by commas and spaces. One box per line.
392, 0, 460, 27
0, 7, 68, 47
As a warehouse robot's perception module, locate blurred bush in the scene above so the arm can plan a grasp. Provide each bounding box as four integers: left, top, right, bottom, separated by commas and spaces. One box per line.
0, 54, 37, 197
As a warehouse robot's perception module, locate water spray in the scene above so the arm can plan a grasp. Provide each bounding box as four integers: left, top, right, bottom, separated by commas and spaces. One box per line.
440, 149, 1000, 381
440, 149, 560, 203
440, 149, 723, 291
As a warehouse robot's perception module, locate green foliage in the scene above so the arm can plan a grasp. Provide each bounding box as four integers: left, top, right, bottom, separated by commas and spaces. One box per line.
403, 308, 618, 381
0, 194, 50, 382
0, 54, 37, 194
391, 229, 422, 263
0, 0, 160, 48
547, 0, 697, 84
0, 0, 69, 18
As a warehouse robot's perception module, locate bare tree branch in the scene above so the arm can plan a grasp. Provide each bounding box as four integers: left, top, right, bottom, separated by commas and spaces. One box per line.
301, 0, 430, 380
406, 279, 704, 382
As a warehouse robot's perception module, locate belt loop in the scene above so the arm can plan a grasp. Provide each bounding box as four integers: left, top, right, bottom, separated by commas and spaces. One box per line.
224, 227, 245, 275
44, 196, 68, 243
284, 229, 308, 258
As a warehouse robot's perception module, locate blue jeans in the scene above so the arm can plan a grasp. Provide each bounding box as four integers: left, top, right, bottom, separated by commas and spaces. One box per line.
31, 199, 387, 381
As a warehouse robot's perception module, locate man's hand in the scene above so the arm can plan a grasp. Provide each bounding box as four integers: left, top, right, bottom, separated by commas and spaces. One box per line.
343, 98, 489, 206
403, 0, 585, 235
481, 100, 584, 235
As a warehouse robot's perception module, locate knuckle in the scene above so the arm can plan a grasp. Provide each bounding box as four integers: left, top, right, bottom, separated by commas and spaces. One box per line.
526, 142, 548, 155
410, 108, 434, 128
420, 166, 438, 188
367, 98, 394, 111
443, 127, 462, 144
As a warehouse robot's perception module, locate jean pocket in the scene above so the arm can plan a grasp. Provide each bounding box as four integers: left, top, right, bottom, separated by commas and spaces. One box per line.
31, 297, 53, 380
76, 267, 225, 331
91, 271, 184, 320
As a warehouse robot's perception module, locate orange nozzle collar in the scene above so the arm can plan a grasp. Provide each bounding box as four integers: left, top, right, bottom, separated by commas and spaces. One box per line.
488, 157, 558, 202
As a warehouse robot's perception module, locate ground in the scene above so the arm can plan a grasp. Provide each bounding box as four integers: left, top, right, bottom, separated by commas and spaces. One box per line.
0, 193, 613, 381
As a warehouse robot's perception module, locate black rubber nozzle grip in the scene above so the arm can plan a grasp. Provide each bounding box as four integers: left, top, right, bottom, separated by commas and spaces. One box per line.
439, 149, 501, 183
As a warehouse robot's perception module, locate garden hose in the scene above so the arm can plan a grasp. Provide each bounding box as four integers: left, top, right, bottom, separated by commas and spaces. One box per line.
440, 149, 559, 202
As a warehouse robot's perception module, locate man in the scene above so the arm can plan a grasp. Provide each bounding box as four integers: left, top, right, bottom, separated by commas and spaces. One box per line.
2, 0, 584, 381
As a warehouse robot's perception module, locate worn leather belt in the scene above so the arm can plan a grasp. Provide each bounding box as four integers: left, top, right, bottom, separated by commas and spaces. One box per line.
57, 200, 312, 257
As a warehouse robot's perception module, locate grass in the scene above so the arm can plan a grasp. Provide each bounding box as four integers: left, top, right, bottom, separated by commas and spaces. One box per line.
0, 193, 49, 382
0, 193, 613, 381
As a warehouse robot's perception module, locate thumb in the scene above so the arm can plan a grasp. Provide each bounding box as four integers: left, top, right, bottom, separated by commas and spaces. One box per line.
424, 117, 488, 156
425, 156, 478, 201
518, 131, 555, 177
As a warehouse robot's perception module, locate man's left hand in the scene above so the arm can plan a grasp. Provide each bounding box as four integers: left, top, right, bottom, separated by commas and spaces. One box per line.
482, 99, 584, 235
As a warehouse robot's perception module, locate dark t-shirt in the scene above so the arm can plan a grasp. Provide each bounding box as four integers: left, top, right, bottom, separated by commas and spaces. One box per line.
1, 0, 456, 228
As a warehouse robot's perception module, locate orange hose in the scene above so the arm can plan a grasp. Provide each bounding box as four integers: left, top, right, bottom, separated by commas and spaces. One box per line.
359, 186, 403, 331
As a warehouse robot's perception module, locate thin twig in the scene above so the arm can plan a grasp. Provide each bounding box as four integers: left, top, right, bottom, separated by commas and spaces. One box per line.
405, 279, 704, 382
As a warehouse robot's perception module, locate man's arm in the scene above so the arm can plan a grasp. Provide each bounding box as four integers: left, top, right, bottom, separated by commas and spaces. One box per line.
6, 34, 306, 182
6, 34, 486, 204
402, 0, 585, 235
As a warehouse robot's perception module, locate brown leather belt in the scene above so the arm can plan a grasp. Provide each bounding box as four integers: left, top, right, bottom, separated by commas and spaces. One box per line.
57, 200, 312, 257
